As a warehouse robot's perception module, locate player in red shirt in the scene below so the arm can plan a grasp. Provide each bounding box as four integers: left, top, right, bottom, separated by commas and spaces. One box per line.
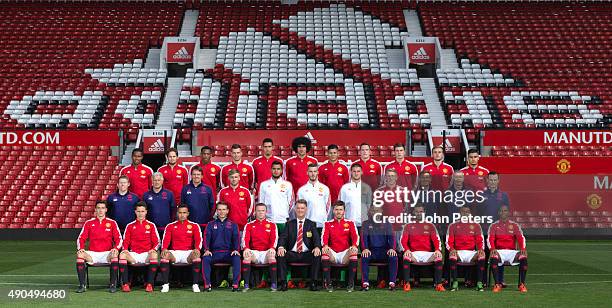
218, 169, 254, 231
120, 148, 153, 199
191, 146, 221, 195
460, 149, 489, 191
355, 143, 383, 190
400, 205, 445, 292
318, 144, 349, 202
384, 143, 419, 190
446, 206, 485, 292
76, 200, 122, 293
375, 168, 406, 231
488, 205, 528, 293
421, 146, 454, 191
241, 203, 279, 292
119, 202, 160, 293
159, 204, 203, 293
158, 148, 188, 206
321, 201, 359, 292
221, 144, 255, 190
284, 136, 318, 197
252, 138, 284, 193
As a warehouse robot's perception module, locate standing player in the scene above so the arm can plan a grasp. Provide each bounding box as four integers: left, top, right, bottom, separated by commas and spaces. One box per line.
374, 169, 404, 232
202, 202, 242, 292
259, 161, 294, 233
220, 144, 255, 190
217, 169, 254, 231
191, 146, 221, 196
159, 204, 203, 293
158, 148, 188, 206
384, 143, 419, 190
421, 146, 454, 191
400, 205, 445, 292
252, 138, 284, 193
76, 200, 122, 293
321, 201, 360, 292
297, 164, 331, 228
120, 148, 153, 199
143, 172, 175, 234
318, 144, 349, 202
360, 206, 398, 291
107, 175, 140, 231
355, 143, 383, 190
446, 206, 486, 292
339, 163, 372, 227
284, 136, 318, 197
488, 205, 528, 293
119, 202, 160, 293
181, 165, 215, 228
241, 203, 279, 292
460, 149, 489, 191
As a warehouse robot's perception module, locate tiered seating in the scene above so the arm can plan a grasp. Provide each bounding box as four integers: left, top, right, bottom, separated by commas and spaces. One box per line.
0, 145, 119, 229
211, 144, 397, 161
421, 3, 611, 132
513, 211, 612, 229
0, 3, 182, 131
181, 2, 428, 140
492, 145, 612, 157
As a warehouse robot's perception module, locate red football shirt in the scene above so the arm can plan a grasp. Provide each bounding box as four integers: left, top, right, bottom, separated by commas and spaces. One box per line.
421, 162, 454, 191
158, 164, 189, 205
384, 159, 419, 189
284, 155, 318, 197
252, 155, 284, 192
217, 185, 254, 231
220, 161, 255, 189
460, 165, 489, 191
191, 162, 221, 195
355, 158, 382, 190
318, 160, 349, 202
120, 164, 153, 198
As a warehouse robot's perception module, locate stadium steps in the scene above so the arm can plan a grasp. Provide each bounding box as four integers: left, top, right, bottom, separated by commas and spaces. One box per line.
386, 48, 406, 70
156, 77, 184, 129
144, 48, 161, 69
419, 78, 447, 129
440, 48, 459, 70
178, 143, 192, 157
197, 48, 217, 70
412, 144, 428, 157
120, 143, 137, 167
180, 10, 199, 37
403, 10, 423, 36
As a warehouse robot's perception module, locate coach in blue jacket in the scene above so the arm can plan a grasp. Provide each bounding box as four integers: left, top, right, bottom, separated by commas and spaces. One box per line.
107, 175, 140, 231
143, 172, 175, 233
202, 201, 241, 292
181, 165, 215, 227
360, 206, 398, 291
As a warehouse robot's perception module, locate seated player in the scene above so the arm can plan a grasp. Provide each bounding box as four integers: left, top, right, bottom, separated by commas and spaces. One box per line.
488, 205, 528, 293
400, 205, 445, 292
321, 201, 359, 293
202, 202, 242, 292
119, 202, 160, 293
159, 204, 203, 293
446, 206, 486, 292
360, 206, 398, 291
241, 203, 279, 292
76, 200, 122, 293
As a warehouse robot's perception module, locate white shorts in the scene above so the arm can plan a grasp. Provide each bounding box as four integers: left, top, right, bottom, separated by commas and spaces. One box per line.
170, 250, 192, 264
457, 250, 478, 263
86, 251, 111, 265
250, 250, 272, 265
128, 251, 150, 265
496, 249, 520, 266
329, 249, 349, 264
411, 251, 434, 263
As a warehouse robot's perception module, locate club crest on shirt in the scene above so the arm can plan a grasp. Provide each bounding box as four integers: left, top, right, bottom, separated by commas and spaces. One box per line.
141, 170, 146, 175
187, 224, 193, 230
369, 164, 375, 169
404, 166, 410, 171
145, 224, 151, 230
214, 224, 218, 229
424, 225, 429, 230
239, 191, 245, 197
148, 196, 153, 200
306, 231, 312, 238
105, 223, 111, 228
343, 223, 349, 228
265, 224, 271, 229
211, 167, 216, 172
443, 168, 448, 174
508, 224, 514, 230
478, 171, 484, 176
177, 169, 182, 174
337, 167, 343, 172
242, 167, 248, 172
187, 190, 192, 195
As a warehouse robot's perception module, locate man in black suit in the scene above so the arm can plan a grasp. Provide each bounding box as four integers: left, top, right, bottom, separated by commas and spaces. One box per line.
277, 199, 322, 291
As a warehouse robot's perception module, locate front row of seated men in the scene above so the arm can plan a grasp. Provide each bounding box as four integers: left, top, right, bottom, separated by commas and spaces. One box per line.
76, 200, 527, 293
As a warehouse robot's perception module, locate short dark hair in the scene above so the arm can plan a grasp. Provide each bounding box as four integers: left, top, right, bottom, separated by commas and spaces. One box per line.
135, 201, 147, 210
201, 146, 213, 153
255, 202, 267, 209
307, 163, 318, 169
95, 200, 108, 208
216, 201, 229, 210
262, 138, 273, 145
393, 143, 405, 150
467, 149, 479, 155
166, 147, 178, 156
228, 168, 240, 177
177, 204, 189, 211
132, 148, 144, 155
231, 144, 241, 150
295, 199, 308, 207
333, 200, 345, 209
350, 163, 362, 170
412, 204, 425, 213
271, 161, 283, 168
359, 143, 370, 149
488, 171, 499, 178
191, 165, 203, 174
327, 144, 339, 151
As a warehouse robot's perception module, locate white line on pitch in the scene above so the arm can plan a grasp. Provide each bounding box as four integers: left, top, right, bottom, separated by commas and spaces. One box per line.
530, 280, 612, 285
0, 282, 106, 287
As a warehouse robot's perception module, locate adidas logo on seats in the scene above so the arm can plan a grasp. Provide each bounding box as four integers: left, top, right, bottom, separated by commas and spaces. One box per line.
411, 47, 430, 60
148, 139, 165, 152
172, 47, 191, 60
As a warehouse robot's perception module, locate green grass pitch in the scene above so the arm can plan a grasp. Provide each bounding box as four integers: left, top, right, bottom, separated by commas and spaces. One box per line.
0, 240, 610, 307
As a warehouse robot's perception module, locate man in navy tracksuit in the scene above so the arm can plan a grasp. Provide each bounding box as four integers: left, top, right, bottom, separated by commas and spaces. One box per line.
202, 201, 242, 292
360, 206, 398, 291
181, 165, 215, 228
107, 175, 140, 231
143, 172, 176, 233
